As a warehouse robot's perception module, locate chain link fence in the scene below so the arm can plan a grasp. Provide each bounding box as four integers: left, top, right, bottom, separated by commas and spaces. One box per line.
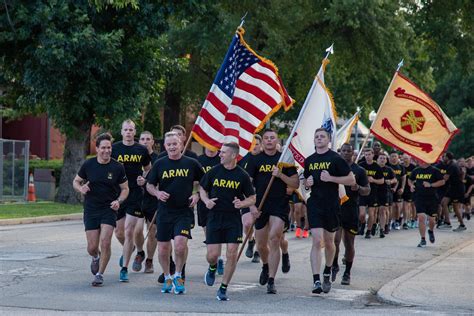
0, 139, 30, 202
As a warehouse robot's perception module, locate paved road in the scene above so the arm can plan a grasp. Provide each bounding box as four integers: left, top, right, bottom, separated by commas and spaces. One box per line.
0, 217, 473, 314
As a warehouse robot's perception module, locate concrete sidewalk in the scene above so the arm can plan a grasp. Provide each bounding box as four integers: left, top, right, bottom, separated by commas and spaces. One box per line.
0, 213, 82, 226
378, 236, 474, 312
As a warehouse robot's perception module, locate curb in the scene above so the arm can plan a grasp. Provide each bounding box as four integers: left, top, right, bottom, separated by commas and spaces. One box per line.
0, 213, 83, 226
377, 238, 474, 307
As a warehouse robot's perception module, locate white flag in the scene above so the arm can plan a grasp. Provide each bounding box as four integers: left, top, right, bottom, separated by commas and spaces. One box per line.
334, 111, 360, 150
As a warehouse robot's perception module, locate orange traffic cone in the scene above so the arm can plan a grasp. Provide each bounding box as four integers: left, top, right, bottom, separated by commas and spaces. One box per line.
28, 173, 36, 202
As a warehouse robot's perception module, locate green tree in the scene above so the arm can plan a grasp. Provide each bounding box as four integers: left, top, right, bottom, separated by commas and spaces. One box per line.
0, 1, 180, 203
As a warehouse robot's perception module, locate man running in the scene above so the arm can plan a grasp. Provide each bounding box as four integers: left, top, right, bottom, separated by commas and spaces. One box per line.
112, 119, 152, 282
304, 128, 355, 294
200, 142, 256, 301
401, 153, 416, 229
146, 132, 204, 294
408, 161, 445, 247
359, 148, 384, 238
388, 151, 406, 231
332, 143, 370, 285
377, 153, 397, 238
246, 129, 299, 294
73, 133, 129, 286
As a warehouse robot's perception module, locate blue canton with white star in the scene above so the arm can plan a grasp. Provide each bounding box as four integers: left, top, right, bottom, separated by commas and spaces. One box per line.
213, 35, 260, 99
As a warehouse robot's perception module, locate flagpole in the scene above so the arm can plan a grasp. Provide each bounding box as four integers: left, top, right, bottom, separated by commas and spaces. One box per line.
237, 44, 335, 261
356, 59, 404, 162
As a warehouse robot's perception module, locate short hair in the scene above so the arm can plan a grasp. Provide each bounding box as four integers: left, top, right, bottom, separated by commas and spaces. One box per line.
222, 142, 239, 155
445, 152, 454, 160
262, 128, 277, 135
170, 125, 186, 135
341, 143, 353, 150
372, 141, 381, 147
140, 130, 154, 138
164, 131, 180, 141
364, 148, 374, 153
254, 134, 262, 143
389, 150, 399, 156
122, 119, 135, 128
96, 133, 113, 147
378, 152, 388, 158
314, 128, 331, 139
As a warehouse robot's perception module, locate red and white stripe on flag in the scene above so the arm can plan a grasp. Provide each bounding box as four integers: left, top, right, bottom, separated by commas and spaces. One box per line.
192, 27, 293, 159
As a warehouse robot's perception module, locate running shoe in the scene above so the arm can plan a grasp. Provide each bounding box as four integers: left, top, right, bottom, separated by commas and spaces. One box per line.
331, 265, 339, 282
282, 253, 290, 273
119, 268, 129, 282
370, 224, 377, 236
267, 282, 277, 294
161, 278, 173, 293
158, 273, 165, 284
394, 222, 401, 230
312, 280, 322, 294
295, 227, 302, 238
91, 273, 104, 287
302, 229, 309, 238
341, 273, 350, 285
173, 276, 186, 294
90, 257, 100, 275
428, 230, 435, 243
439, 223, 452, 230
453, 225, 467, 232
365, 231, 371, 239
217, 258, 225, 275
245, 239, 255, 258
290, 223, 296, 231
216, 287, 229, 301
417, 239, 427, 248
379, 230, 385, 238
204, 267, 216, 286
322, 274, 331, 293
402, 223, 408, 230
466, 213, 471, 221
132, 252, 145, 272
358, 223, 366, 235
144, 259, 154, 274
252, 251, 260, 263
259, 265, 269, 285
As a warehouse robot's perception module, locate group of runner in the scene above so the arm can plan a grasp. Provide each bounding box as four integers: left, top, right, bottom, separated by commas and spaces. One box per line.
74, 120, 473, 300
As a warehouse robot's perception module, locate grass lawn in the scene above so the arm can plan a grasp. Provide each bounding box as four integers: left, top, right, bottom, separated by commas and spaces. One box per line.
0, 202, 83, 219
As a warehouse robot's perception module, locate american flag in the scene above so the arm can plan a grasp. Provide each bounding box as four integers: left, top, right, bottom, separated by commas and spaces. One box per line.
191, 28, 293, 159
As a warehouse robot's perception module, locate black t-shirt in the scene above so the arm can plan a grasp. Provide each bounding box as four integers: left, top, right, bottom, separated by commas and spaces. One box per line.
147, 155, 204, 210
158, 149, 199, 160
237, 152, 253, 171
142, 152, 159, 210
402, 163, 416, 194
463, 175, 473, 196
78, 158, 127, 212
200, 164, 255, 213
388, 163, 405, 191
379, 165, 395, 195
111, 142, 151, 189
246, 151, 297, 210
304, 149, 351, 211
359, 161, 384, 196
434, 162, 449, 191
198, 153, 221, 173
344, 163, 369, 207
410, 165, 443, 199
446, 162, 463, 191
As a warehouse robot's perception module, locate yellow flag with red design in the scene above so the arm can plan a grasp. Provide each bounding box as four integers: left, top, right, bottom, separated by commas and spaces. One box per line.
370, 72, 459, 163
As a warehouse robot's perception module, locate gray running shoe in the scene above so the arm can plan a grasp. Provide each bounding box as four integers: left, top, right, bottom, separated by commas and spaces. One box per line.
91, 274, 103, 287
252, 251, 261, 263
216, 287, 229, 301
453, 225, 467, 232
312, 280, 322, 294
341, 273, 350, 285
417, 239, 427, 248
267, 282, 277, 294
245, 239, 255, 258
90, 257, 100, 275
322, 274, 331, 293
331, 265, 339, 282
144, 259, 154, 273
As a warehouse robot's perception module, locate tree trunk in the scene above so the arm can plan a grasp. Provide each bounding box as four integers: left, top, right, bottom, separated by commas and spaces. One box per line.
55, 127, 91, 204
163, 84, 181, 132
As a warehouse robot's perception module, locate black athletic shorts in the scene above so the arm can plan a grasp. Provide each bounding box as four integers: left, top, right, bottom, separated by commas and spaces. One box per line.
255, 212, 289, 230
393, 191, 403, 203
447, 187, 465, 203
415, 198, 438, 217
339, 203, 359, 235
142, 205, 156, 223
377, 191, 391, 207
402, 190, 413, 202
307, 208, 339, 232
255, 199, 289, 230
155, 209, 193, 242
437, 187, 447, 204
84, 209, 117, 231
119, 187, 144, 218
359, 194, 378, 207
206, 211, 243, 244
196, 201, 209, 227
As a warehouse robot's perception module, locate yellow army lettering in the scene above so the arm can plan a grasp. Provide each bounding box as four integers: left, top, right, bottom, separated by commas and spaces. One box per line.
162, 169, 190, 179
203, 166, 212, 173
308, 162, 331, 171
259, 164, 274, 173
416, 174, 432, 180
393, 169, 402, 175
383, 172, 389, 177
213, 178, 241, 189
117, 154, 143, 163
366, 170, 377, 176
180, 229, 189, 235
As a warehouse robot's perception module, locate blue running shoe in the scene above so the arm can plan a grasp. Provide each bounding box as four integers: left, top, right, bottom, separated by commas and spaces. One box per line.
217, 258, 224, 275
173, 276, 186, 294
216, 287, 229, 301
205, 268, 216, 286
161, 278, 173, 293
119, 268, 129, 282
